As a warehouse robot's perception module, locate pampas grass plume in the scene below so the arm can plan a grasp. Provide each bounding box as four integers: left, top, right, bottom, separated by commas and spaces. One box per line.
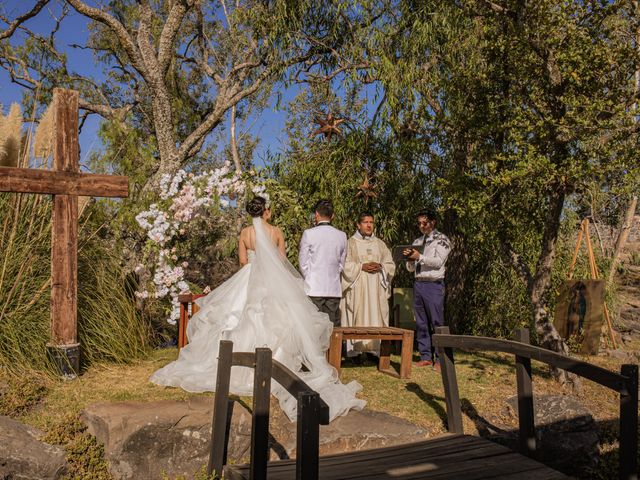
0, 103, 22, 167
34, 103, 54, 160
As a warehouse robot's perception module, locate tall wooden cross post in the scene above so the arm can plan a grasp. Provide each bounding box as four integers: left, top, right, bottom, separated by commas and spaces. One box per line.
0, 88, 129, 377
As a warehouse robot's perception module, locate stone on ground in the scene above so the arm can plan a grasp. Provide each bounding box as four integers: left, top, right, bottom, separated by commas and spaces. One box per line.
81, 397, 426, 480
491, 394, 599, 477
0, 415, 68, 480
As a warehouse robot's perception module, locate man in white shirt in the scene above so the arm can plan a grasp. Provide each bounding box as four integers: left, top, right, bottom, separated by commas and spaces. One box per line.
403, 210, 451, 368
299, 199, 347, 326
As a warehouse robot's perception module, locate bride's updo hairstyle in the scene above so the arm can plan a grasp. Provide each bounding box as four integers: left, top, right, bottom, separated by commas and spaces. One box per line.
246, 196, 267, 217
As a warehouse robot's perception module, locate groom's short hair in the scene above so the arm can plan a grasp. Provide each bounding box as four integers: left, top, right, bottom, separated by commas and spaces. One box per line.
314, 199, 334, 218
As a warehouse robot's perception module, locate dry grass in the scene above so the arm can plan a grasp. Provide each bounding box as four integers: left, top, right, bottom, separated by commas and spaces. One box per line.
10, 345, 631, 438
18, 349, 199, 431
2, 342, 636, 479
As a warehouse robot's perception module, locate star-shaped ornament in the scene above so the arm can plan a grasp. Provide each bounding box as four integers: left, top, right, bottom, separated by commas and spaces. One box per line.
312, 113, 345, 141
356, 173, 378, 203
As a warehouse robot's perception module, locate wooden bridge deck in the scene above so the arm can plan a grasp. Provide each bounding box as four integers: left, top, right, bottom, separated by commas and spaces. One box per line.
224, 433, 568, 479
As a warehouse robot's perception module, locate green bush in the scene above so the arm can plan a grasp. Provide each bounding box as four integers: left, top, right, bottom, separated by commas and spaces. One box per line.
0, 193, 152, 374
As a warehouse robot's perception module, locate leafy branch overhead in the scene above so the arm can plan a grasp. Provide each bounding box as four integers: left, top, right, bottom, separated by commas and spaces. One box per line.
0, 0, 378, 191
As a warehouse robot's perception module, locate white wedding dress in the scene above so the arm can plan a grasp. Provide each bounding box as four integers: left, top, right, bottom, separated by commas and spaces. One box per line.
150, 218, 366, 421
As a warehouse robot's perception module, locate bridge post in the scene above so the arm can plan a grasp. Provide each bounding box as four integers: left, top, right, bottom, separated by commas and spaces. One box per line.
435, 326, 463, 434
514, 328, 536, 458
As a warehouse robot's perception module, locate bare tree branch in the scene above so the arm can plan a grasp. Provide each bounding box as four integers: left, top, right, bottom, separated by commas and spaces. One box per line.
502, 241, 534, 292
78, 98, 131, 120
0, 0, 50, 40
158, 0, 192, 77
66, 0, 147, 78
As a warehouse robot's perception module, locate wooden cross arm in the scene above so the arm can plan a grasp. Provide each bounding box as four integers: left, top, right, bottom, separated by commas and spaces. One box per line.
0, 167, 129, 197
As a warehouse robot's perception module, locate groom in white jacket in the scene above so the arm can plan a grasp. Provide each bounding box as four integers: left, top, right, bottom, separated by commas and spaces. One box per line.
299, 199, 347, 326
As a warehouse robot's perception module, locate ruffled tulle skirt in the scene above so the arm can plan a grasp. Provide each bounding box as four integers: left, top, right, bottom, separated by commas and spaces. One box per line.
151, 250, 365, 421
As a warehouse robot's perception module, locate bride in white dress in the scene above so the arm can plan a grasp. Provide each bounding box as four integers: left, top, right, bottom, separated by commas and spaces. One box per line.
151, 197, 366, 421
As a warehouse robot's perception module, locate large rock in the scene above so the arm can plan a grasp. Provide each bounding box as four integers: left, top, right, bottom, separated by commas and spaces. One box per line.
491, 395, 599, 477
81, 397, 252, 480
81, 398, 426, 480
0, 415, 68, 480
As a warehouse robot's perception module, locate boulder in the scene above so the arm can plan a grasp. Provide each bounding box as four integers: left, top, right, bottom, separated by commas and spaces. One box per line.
81, 397, 252, 480
0, 415, 68, 480
81, 398, 426, 480
491, 395, 599, 477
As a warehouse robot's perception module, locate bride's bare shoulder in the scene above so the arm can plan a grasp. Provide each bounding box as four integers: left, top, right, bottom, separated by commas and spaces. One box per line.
273, 225, 285, 238
239, 226, 254, 244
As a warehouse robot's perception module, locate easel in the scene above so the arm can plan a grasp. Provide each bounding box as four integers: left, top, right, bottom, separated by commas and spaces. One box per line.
567, 218, 617, 349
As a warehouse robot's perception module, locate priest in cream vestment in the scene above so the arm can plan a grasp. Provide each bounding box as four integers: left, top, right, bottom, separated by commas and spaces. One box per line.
340, 213, 395, 356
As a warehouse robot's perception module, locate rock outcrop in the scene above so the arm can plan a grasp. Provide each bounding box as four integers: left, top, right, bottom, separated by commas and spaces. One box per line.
491, 394, 599, 477
81, 398, 426, 480
0, 415, 68, 480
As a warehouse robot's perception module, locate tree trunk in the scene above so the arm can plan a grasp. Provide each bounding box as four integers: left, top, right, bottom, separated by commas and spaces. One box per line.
149, 82, 180, 181
529, 188, 566, 352
607, 195, 638, 285
230, 105, 244, 235
443, 208, 469, 333
230, 105, 242, 175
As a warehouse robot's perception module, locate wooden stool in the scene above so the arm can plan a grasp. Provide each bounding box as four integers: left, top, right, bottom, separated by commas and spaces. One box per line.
328, 327, 414, 379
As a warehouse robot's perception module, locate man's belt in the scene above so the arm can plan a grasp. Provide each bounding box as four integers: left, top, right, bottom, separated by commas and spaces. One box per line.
415, 278, 444, 283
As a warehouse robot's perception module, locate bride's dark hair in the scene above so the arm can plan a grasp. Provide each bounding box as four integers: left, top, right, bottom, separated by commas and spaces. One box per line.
246, 196, 267, 217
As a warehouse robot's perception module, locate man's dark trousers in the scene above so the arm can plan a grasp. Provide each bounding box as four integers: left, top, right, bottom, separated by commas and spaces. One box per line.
413, 280, 445, 362
309, 296, 341, 327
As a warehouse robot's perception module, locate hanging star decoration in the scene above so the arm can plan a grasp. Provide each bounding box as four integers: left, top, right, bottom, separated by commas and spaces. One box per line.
312, 113, 345, 141
356, 172, 378, 203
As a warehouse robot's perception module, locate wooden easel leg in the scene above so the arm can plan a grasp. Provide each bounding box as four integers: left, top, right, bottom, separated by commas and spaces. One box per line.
603, 304, 617, 349
568, 220, 586, 280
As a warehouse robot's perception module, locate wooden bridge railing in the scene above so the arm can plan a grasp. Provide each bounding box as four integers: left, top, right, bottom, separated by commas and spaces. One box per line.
433, 326, 639, 480
208, 340, 330, 480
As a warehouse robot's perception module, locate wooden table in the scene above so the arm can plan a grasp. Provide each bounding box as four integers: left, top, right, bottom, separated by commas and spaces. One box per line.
328, 326, 414, 379
224, 433, 568, 479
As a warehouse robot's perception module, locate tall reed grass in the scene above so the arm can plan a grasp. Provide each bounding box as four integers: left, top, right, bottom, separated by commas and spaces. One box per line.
0, 192, 151, 375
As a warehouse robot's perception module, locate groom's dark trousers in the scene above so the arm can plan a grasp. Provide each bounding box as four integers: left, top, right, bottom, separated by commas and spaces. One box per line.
309, 296, 341, 327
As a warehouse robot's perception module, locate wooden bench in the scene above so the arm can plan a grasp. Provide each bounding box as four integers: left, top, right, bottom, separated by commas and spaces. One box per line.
209, 340, 569, 479
177, 293, 206, 348
328, 326, 414, 379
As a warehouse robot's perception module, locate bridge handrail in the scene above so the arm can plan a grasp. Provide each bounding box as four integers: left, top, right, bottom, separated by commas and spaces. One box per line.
432, 326, 638, 480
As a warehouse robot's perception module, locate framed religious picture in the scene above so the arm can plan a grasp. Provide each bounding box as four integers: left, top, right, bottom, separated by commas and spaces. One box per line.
554, 279, 605, 355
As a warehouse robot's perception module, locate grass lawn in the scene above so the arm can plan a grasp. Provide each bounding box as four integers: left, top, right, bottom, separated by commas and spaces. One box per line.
1, 339, 637, 479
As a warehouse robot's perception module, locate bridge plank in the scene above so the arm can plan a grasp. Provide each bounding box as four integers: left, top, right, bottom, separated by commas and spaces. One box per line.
224, 434, 567, 480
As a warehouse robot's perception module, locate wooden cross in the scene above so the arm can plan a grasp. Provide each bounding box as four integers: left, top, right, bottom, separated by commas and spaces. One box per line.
0, 88, 128, 376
